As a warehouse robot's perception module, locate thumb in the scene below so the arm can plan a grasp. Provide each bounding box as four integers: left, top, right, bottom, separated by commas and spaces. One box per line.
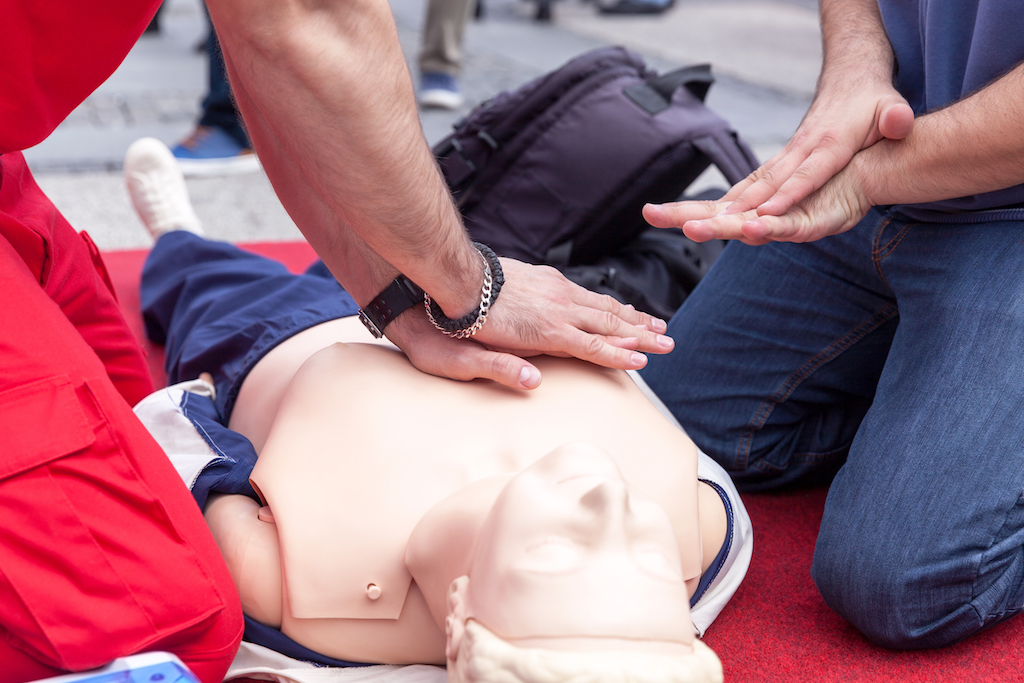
409, 342, 543, 390
877, 97, 914, 140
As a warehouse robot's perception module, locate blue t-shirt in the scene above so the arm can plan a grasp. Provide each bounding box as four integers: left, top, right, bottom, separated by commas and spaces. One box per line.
878, 0, 1024, 211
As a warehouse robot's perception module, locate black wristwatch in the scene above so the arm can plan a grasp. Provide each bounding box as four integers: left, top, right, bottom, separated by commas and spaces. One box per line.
357, 276, 425, 338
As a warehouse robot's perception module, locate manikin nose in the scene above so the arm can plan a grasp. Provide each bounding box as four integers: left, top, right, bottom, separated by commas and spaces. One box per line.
579, 478, 631, 536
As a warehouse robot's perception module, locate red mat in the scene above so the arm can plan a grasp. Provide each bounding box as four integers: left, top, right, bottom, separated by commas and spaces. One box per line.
105, 242, 1023, 682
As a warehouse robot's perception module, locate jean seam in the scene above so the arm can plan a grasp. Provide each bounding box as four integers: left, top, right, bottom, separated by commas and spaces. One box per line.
871, 215, 915, 289
735, 302, 899, 471
969, 493, 1024, 626
750, 441, 852, 475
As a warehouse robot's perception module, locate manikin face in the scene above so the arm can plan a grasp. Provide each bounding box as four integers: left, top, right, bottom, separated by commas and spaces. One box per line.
465, 443, 695, 654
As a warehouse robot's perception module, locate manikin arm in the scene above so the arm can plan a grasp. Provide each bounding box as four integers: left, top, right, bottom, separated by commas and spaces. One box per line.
202, 0, 674, 390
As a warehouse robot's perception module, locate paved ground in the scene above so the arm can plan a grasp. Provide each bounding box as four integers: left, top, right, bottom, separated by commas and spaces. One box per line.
26, 0, 820, 250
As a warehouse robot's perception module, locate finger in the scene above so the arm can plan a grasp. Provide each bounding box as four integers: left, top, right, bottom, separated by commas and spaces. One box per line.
681, 208, 759, 242
718, 147, 790, 204
559, 327, 651, 370
878, 100, 914, 140
198, 372, 214, 385
642, 199, 727, 231
754, 144, 854, 217
723, 146, 814, 216
573, 290, 668, 335
410, 342, 544, 390
602, 335, 641, 350
569, 306, 675, 355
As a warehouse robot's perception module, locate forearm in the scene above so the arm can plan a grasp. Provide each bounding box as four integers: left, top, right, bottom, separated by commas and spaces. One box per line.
817, 0, 896, 96
207, 0, 482, 316
224, 53, 394, 304
857, 63, 1024, 206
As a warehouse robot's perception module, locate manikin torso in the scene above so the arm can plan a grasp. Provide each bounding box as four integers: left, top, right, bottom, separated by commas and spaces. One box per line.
208, 317, 726, 665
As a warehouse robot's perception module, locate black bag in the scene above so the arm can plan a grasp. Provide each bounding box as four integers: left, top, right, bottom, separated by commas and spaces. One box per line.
434, 46, 757, 263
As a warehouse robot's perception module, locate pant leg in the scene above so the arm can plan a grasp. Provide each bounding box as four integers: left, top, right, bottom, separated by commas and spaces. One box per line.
812, 211, 1024, 648
197, 10, 249, 149
418, 0, 475, 76
141, 231, 359, 420
0, 236, 242, 682
640, 208, 899, 490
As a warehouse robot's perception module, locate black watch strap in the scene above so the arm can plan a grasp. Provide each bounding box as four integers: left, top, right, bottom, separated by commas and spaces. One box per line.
357, 276, 425, 338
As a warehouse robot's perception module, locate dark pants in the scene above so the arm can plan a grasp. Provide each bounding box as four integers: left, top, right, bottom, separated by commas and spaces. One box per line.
199, 19, 250, 149
141, 231, 359, 421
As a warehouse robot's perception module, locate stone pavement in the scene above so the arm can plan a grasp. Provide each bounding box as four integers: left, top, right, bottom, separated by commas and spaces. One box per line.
26, 0, 820, 250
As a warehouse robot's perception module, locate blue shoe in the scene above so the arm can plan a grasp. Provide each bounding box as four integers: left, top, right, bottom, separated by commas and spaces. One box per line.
598, 0, 673, 13
171, 126, 260, 176
418, 73, 464, 110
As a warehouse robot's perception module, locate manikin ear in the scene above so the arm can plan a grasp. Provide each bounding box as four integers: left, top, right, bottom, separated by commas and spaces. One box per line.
445, 575, 471, 666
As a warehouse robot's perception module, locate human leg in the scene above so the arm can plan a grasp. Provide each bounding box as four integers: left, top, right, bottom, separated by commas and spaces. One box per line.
641, 208, 899, 490
124, 137, 358, 417
140, 231, 359, 419
0, 236, 242, 682
198, 30, 249, 150
417, 0, 474, 109
172, 8, 259, 175
812, 210, 1024, 648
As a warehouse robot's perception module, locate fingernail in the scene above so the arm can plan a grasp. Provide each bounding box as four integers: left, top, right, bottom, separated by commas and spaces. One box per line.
519, 366, 541, 388
657, 334, 674, 349
631, 352, 647, 368
651, 317, 668, 333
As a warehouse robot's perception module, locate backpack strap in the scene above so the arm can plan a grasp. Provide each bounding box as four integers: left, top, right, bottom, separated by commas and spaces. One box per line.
691, 131, 760, 186
623, 63, 714, 115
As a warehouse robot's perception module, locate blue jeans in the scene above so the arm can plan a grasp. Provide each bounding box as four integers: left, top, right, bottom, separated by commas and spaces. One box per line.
640, 205, 1024, 648
199, 21, 250, 149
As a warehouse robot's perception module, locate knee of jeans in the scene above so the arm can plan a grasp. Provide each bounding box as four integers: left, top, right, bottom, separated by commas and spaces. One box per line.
811, 532, 989, 650
811, 539, 917, 648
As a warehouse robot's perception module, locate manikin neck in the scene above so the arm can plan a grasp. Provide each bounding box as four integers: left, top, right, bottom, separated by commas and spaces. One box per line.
404, 474, 514, 630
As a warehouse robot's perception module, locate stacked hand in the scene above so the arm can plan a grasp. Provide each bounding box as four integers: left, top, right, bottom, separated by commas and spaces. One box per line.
386, 258, 674, 390
644, 79, 914, 244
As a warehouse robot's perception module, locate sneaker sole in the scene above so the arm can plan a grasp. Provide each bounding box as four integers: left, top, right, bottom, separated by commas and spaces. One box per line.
418, 89, 464, 110
174, 154, 262, 177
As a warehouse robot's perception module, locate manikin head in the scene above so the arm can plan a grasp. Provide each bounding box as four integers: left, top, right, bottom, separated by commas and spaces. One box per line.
444, 444, 722, 683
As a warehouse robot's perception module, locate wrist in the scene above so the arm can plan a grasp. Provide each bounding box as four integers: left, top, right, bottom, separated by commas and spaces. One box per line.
425, 243, 504, 339
428, 240, 491, 320
852, 138, 902, 207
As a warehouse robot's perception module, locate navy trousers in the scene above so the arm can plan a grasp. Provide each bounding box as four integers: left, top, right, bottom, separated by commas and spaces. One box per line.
141, 231, 359, 422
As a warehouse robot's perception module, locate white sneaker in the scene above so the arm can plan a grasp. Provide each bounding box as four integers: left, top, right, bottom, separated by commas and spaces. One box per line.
417, 72, 464, 110
124, 137, 205, 239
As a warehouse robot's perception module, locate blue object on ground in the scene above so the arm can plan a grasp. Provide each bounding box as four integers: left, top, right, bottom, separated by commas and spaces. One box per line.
418, 72, 464, 110
171, 125, 260, 176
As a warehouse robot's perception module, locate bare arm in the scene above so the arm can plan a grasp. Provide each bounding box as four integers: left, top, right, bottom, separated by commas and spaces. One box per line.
643, 0, 914, 241
204, 0, 672, 388
661, 61, 1024, 243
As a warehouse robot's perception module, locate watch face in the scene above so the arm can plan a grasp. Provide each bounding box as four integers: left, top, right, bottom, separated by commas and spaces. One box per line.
358, 309, 384, 338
